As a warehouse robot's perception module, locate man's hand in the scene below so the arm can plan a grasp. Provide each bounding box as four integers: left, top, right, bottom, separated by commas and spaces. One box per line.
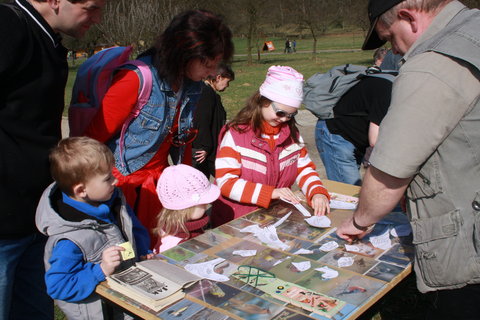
337, 216, 371, 243
336, 166, 412, 243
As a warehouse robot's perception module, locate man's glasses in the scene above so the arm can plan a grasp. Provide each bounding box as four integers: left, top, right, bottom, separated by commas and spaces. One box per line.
271, 102, 297, 119
168, 128, 198, 147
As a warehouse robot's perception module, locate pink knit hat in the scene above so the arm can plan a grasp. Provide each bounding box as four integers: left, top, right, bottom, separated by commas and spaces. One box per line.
259, 65, 304, 108
156, 164, 220, 210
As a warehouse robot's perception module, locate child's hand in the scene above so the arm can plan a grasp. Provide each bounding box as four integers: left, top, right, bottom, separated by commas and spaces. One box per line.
311, 194, 330, 216
100, 246, 124, 276
194, 150, 208, 163
272, 188, 300, 204
140, 253, 156, 260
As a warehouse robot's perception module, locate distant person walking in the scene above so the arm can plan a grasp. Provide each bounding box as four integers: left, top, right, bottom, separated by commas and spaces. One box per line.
284, 39, 291, 53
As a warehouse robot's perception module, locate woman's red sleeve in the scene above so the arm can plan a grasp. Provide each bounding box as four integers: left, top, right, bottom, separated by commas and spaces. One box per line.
85, 69, 140, 142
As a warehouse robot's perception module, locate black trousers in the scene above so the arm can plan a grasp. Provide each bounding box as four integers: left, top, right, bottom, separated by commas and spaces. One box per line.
425, 283, 480, 320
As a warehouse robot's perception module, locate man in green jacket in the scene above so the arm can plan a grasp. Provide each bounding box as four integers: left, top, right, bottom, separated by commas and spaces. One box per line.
337, 0, 480, 318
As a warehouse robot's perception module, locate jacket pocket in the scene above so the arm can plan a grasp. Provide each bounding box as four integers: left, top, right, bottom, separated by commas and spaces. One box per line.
407, 154, 442, 200
126, 112, 162, 145
411, 209, 467, 287
473, 191, 480, 254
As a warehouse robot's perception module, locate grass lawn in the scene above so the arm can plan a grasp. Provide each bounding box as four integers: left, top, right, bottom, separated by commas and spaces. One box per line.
64, 32, 374, 118
59, 32, 430, 319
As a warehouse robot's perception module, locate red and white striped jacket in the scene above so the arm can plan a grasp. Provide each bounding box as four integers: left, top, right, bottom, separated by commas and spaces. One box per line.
211, 124, 329, 227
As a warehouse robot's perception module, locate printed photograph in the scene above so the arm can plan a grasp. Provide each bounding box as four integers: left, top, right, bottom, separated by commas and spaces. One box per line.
378, 243, 414, 267
219, 291, 284, 319
327, 275, 384, 306
185, 280, 241, 307
365, 262, 405, 282
319, 251, 377, 275
179, 238, 212, 254
158, 299, 205, 319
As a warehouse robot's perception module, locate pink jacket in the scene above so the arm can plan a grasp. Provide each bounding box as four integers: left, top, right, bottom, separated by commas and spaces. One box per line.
212, 124, 328, 227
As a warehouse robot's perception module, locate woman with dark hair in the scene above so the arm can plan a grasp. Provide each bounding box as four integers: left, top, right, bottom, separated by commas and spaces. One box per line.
85, 10, 234, 246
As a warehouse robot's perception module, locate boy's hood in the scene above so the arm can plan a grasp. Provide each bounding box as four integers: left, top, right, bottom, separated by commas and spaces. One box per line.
35, 183, 101, 237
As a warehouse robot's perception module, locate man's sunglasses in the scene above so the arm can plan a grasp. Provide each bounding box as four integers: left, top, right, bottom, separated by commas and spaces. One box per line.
271, 102, 297, 119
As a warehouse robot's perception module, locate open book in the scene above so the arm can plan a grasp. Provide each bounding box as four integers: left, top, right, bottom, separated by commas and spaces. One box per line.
106, 259, 200, 312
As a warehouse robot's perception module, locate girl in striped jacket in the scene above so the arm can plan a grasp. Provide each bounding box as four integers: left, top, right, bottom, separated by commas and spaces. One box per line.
212, 66, 330, 227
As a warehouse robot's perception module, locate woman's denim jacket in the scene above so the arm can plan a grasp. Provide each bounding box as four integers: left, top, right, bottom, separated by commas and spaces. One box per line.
108, 55, 202, 175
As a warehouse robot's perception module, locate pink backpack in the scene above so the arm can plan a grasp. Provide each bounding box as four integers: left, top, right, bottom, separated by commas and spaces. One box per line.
68, 46, 152, 139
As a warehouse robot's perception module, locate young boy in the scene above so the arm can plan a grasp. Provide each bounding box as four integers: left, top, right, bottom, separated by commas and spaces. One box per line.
36, 137, 150, 320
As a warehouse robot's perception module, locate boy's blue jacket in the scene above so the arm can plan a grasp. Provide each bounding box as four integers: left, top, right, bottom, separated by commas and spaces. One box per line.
35, 183, 150, 319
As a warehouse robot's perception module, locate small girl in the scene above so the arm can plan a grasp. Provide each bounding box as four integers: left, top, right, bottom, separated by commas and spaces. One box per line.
212, 66, 331, 227
154, 164, 220, 252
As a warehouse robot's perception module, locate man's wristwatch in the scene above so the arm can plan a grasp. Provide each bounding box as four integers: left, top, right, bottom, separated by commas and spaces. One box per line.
352, 215, 374, 232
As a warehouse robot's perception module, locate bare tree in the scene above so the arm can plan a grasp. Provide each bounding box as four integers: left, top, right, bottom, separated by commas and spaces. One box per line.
349, 0, 370, 32
217, 0, 269, 64
464, 0, 480, 7
97, 0, 198, 55
293, 0, 333, 58
62, 0, 200, 57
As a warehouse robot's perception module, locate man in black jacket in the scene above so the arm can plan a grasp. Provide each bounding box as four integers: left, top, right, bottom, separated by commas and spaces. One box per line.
0, 1, 105, 319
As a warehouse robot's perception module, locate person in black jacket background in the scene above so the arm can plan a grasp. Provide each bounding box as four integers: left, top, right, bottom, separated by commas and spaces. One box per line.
0, 1, 106, 319
192, 63, 234, 178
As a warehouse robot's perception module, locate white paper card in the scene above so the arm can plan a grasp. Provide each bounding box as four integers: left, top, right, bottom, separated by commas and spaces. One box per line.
240, 223, 289, 251
272, 256, 291, 267
315, 266, 339, 279
272, 211, 292, 228
292, 261, 311, 272
337, 257, 355, 268
294, 248, 314, 255
184, 258, 229, 282
281, 198, 311, 216
319, 241, 339, 252
305, 216, 331, 228
329, 200, 357, 210
257, 226, 290, 250
369, 229, 393, 250
329, 192, 358, 210
344, 244, 360, 253
232, 250, 257, 257
240, 224, 261, 234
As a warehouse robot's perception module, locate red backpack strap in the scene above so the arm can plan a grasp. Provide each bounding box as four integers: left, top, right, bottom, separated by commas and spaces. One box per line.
117, 60, 153, 169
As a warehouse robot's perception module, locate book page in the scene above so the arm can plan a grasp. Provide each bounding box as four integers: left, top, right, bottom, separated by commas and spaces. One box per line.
139, 259, 201, 288
106, 278, 184, 312
109, 264, 181, 301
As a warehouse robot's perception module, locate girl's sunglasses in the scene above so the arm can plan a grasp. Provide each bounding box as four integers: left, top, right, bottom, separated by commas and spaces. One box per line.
271, 102, 297, 119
